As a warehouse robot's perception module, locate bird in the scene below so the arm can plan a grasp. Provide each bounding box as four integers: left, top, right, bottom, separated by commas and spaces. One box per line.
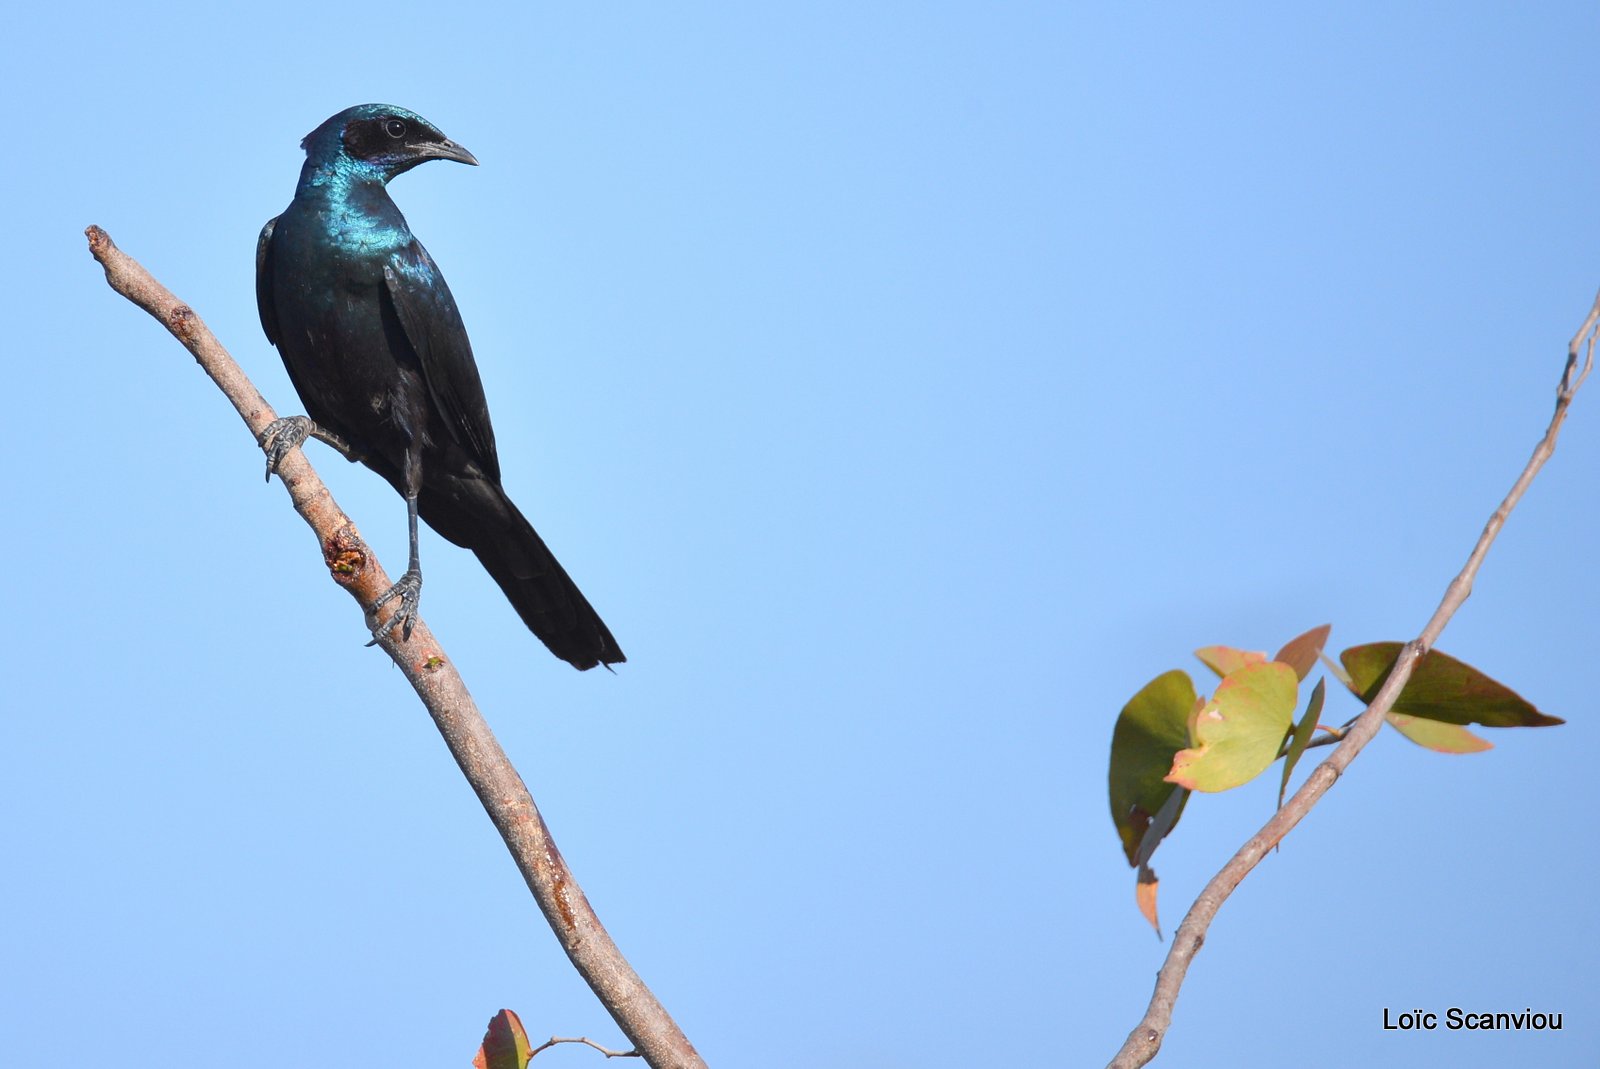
254, 103, 625, 670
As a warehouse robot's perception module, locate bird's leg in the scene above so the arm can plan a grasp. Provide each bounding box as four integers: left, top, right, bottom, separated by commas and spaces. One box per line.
367, 431, 424, 645
259, 415, 360, 481
366, 490, 423, 644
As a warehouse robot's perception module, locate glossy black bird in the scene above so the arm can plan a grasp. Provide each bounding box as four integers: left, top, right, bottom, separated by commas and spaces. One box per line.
255, 104, 624, 670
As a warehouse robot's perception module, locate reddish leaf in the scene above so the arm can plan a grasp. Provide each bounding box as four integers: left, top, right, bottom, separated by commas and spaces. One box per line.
1130, 786, 1185, 935
1136, 865, 1162, 939
474, 1009, 533, 1069
1273, 624, 1332, 682
1194, 645, 1267, 678
1340, 644, 1563, 728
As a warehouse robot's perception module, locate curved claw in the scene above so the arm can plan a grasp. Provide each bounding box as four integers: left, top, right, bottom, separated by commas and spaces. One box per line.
366, 568, 422, 645
259, 415, 315, 481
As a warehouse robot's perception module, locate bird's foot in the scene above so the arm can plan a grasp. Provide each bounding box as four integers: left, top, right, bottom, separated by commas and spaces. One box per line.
366, 568, 422, 645
259, 415, 315, 481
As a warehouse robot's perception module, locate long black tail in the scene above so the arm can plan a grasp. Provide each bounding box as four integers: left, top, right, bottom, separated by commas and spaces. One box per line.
419, 477, 625, 671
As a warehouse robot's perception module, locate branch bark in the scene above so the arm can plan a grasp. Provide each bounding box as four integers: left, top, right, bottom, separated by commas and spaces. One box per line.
1106, 288, 1598, 1069
85, 225, 707, 1069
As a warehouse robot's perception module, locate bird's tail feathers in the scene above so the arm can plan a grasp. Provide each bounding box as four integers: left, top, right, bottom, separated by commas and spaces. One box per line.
420, 479, 625, 671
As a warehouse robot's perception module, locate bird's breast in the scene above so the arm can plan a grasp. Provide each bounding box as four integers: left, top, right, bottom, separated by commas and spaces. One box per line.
315, 205, 408, 258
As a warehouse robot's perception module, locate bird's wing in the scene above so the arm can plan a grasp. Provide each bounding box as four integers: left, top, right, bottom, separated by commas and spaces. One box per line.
255, 216, 280, 347
383, 241, 501, 480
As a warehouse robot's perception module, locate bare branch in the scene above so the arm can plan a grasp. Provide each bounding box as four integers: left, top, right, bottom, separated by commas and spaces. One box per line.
85, 226, 706, 1069
530, 1036, 643, 1060
1106, 288, 1599, 1069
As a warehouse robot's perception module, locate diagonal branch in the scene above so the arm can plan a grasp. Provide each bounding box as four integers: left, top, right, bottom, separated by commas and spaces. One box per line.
1106, 287, 1599, 1069
85, 226, 706, 1069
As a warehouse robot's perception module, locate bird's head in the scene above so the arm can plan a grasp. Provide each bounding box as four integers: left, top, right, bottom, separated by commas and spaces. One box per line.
300, 104, 478, 186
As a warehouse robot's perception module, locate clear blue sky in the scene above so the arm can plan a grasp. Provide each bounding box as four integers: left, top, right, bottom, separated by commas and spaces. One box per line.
5, 4, 1597, 1067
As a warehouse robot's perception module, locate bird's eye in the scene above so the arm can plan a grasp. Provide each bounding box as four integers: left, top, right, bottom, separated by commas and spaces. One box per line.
384, 119, 407, 139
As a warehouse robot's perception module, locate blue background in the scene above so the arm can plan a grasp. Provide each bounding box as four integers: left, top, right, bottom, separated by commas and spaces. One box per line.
5, 4, 1597, 1066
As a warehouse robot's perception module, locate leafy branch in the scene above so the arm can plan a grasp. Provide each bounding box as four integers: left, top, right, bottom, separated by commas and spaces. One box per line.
1105, 287, 1598, 1068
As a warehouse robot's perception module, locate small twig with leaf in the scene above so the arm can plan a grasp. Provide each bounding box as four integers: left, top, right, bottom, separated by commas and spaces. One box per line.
474, 1009, 643, 1066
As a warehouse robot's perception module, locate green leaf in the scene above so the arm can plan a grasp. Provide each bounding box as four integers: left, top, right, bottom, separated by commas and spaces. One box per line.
1278, 678, 1325, 808
473, 1010, 533, 1069
1167, 662, 1298, 793
1194, 645, 1267, 678
1320, 652, 1356, 691
1340, 643, 1564, 728
1110, 670, 1196, 866
1386, 713, 1494, 753
1273, 624, 1332, 682
1132, 784, 1187, 868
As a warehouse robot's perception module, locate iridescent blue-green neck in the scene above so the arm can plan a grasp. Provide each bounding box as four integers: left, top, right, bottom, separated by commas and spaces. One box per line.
295, 154, 392, 199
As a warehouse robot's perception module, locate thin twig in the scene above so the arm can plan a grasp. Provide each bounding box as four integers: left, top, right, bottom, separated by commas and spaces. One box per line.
85, 226, 706, 1069
1106, 287, 1599, 1069
530, 1036, 643, 1060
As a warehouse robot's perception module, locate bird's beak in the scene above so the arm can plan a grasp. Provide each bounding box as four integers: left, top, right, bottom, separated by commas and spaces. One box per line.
421, 138, 479, 166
